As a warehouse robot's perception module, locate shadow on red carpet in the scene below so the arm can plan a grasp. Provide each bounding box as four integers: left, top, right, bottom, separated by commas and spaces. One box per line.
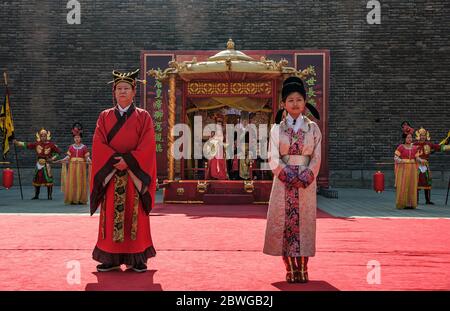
272, 280, 339, 291
85, 270, 162, 291
152, 203, 337, 220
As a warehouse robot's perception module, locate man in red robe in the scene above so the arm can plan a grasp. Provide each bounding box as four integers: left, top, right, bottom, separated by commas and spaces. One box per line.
90, 69, 157, 273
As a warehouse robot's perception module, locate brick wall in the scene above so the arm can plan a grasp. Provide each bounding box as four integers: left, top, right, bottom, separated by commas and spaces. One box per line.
1, 1, 449, 187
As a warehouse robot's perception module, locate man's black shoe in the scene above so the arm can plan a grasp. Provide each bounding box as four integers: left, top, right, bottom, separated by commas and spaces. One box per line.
132, 263, 147, 273
96, 264, 121, 272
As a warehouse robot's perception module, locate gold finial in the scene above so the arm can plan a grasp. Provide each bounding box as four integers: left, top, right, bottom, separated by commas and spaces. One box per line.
227, 38, 235, 50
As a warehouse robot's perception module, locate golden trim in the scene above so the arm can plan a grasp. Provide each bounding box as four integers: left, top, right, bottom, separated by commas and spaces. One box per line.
187, 81, 272, 96
253, 201, 269, 204
230, 82, 271, 95
167, 74, 176, 181
188, 82, 228, 95
131, 189, 139, 241
70, 157, 86, 162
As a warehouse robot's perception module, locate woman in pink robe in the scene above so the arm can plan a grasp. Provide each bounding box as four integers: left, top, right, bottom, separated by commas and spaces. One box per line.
264, 77, 321, 283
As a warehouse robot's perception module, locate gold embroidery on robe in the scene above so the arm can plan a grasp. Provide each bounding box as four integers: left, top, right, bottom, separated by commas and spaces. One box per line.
131, 189, 139, 240
113, 170, 127, 242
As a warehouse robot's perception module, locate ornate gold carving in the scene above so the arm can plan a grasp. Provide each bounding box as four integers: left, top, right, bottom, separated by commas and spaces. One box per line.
188, 82, 228, 95
176, 187, 185, 196
147, 66, 177, 81
259, 57, 290, 72
230, 82, 271, 95
187, 81, 271, 96
244, 180, 254, 193
197, 181, 208, 193
227, 38, 235, 50
167, 74, 176, 181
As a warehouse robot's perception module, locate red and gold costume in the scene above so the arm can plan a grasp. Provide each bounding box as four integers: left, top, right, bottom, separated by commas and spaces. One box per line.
413, 127, 448, 204
394, 144, 420, 209
205, 134, 228, 180
61, 128, 91, 205
16, 128, 61, 199
90, 69, 157, 269
205, 118, 228, 180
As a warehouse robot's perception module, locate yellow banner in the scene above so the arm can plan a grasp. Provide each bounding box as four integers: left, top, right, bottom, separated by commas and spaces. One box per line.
0, 89, 15, 158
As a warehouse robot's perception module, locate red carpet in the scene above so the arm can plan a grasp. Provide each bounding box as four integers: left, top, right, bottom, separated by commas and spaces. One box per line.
0, 204, 449, 290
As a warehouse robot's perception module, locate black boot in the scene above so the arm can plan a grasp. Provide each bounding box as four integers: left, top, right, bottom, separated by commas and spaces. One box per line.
31, 186, 40, 200
295, 257, 309, 283
425, 190, 434, 205
47, 186, 53, 200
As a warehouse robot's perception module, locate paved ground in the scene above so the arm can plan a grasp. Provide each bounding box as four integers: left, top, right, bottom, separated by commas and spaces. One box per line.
1, 186, 448, 218
318, 188, 450, 219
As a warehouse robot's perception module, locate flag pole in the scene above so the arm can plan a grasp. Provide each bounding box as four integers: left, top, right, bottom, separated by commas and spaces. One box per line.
4, 72, 23, 200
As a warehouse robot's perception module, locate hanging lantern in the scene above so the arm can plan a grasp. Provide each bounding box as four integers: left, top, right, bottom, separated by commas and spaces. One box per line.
373, 171, 384, 193
2, 168, 14, 189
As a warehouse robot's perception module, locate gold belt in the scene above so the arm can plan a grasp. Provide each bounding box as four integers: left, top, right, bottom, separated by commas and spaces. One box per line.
402, 159, 417, 164
70, 157, 85, 162
38, 159, 46, 165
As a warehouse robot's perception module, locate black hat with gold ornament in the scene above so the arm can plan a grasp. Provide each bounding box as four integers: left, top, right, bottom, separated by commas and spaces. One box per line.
109, 69, 146, 88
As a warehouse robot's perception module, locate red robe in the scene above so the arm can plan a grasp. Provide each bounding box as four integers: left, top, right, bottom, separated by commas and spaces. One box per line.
90, 105, 157, 265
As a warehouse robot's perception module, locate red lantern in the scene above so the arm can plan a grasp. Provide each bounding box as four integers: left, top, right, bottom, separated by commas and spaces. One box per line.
373, 171, 384, 193
2, 168, 14, 189
3, 168, 14, 189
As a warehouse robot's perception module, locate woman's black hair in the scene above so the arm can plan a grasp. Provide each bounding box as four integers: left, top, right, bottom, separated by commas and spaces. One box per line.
72, 122, 83, 137
275, 109, 285, 124
401, 121, 411, 128
402, 132, 412, 142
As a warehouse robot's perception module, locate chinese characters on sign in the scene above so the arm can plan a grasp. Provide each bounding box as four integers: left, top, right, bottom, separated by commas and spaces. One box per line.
153, 78, 164, 154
